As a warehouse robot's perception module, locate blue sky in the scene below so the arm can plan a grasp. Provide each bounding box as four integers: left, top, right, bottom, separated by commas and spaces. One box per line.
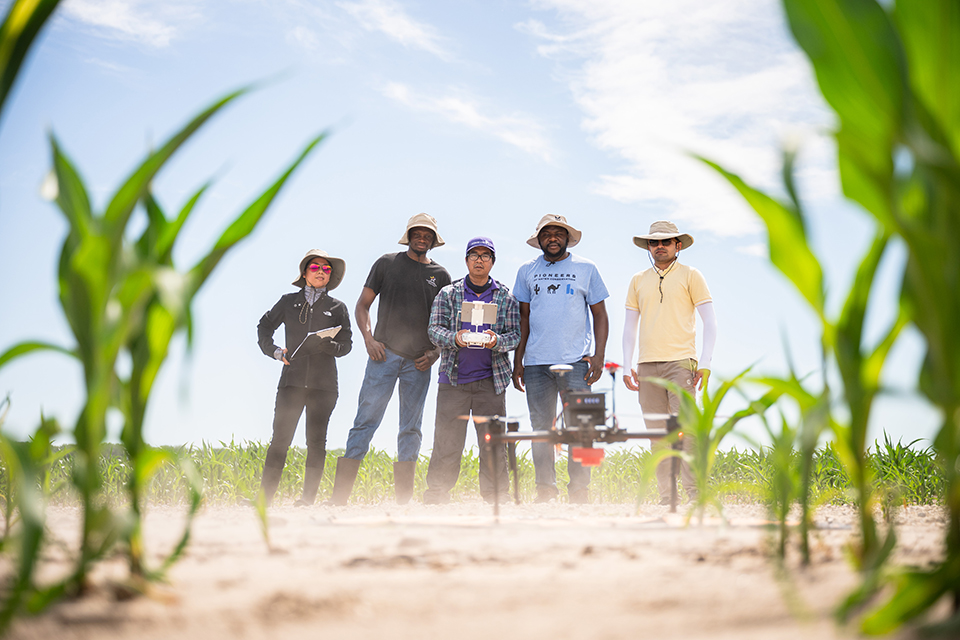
0, 0, 940, 454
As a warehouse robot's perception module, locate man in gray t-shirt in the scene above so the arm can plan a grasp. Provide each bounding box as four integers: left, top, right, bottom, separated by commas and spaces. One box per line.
328, 213, 451, 506
513, 214, 609, 504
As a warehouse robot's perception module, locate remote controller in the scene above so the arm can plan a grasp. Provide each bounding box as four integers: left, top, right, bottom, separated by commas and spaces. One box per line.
462, 331, 493, 347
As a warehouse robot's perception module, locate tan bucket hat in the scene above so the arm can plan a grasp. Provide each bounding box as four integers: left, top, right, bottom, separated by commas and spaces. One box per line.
293, 249, 346, 290
633, 220, 694, 250
398, 212, 445, 248
526, 214, 582, 249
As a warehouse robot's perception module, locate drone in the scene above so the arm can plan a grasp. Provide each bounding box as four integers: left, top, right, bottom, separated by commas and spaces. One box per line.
474, 364, 685, 516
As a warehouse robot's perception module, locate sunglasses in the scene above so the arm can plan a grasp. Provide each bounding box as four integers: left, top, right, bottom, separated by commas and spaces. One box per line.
307, 264, 333, 274
647, 238, 676, 247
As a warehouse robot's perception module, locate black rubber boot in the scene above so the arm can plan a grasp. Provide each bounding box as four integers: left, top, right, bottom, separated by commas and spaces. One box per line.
259, 463, 284, 507
393, 461, 416, 505
327, 457, 361, 506
296, 462, 326, 506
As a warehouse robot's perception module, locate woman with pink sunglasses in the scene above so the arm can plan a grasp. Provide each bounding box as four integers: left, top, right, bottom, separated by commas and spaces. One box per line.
256, 249, 353, 506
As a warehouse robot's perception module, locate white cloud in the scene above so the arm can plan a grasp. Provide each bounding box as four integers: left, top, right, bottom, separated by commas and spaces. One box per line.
383, 82, 554, 162
82, 57, 136, 74
63, 0, 200, 47
287, 25, 320, 51
338, 0, 449, 59
525, 0, 835, 238
737, 243, 768, 258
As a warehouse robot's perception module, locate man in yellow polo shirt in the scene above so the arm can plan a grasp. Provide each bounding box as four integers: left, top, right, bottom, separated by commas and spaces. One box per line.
621, 221, 717, 504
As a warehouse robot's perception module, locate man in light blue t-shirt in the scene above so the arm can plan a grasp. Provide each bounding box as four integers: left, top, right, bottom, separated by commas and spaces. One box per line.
512, 214, 609, 503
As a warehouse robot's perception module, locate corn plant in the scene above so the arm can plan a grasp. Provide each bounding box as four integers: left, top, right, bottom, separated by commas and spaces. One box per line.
644, 367, 781, 524
0, 86, 325, 628
702, 0, 960, 632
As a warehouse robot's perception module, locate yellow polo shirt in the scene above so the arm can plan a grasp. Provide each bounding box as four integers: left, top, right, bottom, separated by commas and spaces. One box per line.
625, 262, 711, 364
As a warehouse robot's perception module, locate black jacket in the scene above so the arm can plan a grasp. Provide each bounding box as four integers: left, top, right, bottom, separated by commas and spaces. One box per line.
257, 289, 353, 392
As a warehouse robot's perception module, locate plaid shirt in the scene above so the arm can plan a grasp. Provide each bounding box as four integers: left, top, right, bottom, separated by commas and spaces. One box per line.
428, 278, 520, 395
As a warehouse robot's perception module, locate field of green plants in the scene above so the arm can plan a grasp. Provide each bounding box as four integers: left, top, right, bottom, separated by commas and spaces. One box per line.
6, 438, 941, 509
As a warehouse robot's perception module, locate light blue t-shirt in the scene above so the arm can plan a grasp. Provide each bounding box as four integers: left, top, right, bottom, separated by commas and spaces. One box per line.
513, 253, 609, 366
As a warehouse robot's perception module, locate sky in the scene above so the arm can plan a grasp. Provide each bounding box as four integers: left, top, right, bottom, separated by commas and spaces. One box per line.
0, 0, 941, 456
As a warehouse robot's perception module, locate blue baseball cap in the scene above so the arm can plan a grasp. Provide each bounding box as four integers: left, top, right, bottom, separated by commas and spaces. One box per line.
466, 236, 496, 255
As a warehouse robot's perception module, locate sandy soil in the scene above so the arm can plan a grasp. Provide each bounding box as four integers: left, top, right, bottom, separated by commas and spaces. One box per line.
5, 500, 950, 639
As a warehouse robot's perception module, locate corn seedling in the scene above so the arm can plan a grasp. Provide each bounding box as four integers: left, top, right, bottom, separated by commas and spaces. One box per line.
644, 367, 782, 525
0, 82, 325, 628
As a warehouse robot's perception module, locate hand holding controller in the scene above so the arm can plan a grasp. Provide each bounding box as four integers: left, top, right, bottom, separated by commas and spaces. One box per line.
456, 329, 497, 349
462, 331, 493, 346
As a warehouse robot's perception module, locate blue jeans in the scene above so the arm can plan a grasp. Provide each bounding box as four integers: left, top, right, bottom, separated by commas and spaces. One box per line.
345, 349, 432, 462
523, 361, 591, 493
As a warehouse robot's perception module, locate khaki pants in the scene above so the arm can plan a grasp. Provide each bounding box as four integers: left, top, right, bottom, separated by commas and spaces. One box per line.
637, 359, 698, 501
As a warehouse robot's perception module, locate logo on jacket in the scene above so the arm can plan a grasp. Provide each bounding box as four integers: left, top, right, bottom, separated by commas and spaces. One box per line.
426, 276, 438, 288
533, 284, 540, 296
323, 310, 332, 316
547, 284, 560, 294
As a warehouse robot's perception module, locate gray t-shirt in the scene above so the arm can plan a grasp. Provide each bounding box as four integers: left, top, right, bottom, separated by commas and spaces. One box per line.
365, 251, 451, 359
513, 253, 609, 366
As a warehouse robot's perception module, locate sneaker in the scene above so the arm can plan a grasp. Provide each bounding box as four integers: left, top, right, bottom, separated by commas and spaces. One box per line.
658, 497, 672, 506
534, 485, 559, 503
569, 488, 589, 504
293, 498, 312, 507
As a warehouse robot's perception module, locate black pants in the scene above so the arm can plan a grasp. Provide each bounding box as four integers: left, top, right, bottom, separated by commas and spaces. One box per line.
262, 386, 338, 502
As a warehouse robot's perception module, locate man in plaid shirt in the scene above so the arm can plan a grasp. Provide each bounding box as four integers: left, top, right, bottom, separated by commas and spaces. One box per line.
423, 237, 520, 504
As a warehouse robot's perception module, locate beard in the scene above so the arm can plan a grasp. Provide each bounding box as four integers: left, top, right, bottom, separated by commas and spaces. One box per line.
540, 238, 568, 261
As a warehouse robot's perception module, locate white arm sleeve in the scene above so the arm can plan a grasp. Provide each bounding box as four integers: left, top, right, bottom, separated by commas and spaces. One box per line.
622, 308, 640, 371
696, 301, 717, 370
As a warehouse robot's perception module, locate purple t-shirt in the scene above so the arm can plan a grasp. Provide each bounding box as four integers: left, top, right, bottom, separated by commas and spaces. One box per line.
438, 280, 497, 385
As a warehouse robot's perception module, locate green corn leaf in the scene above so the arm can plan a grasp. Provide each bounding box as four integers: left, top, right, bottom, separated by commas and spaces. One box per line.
835, 130, 896, 228
835, 231, 889, 375
863, 307, 908, 390
0, 0, 61, 125
151, 454, 203, 578
860, 564, 953, 635
154, 180, 213, 262
188, 132, 326, 293
49, 135, 94, 238
780, 145, 804, 216
895, 1, 960, 160
0, 340, 76, 369
698, 157, 825, 316
124, 303, 176, 415
102, 86, 250, 249
135, 191, 169, 261
784, 0, 905, 227
751, 376, 818, 410
784, 0, 905, 152
133, 446, 174, 488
